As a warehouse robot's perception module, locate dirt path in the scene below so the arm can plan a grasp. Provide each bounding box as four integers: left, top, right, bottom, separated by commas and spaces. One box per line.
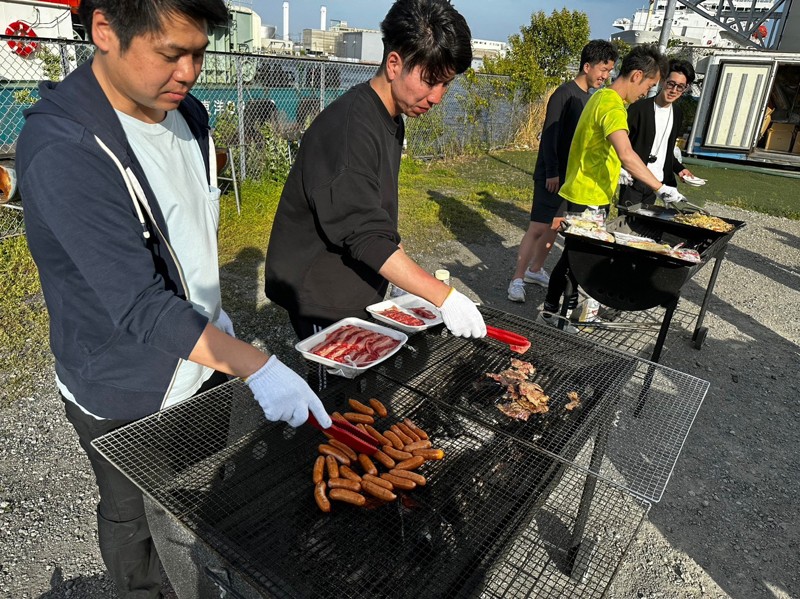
1, 201, 798, 598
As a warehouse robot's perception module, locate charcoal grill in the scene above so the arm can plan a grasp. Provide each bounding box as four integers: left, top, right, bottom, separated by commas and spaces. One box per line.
561, 205, 744, 361
92, 308, 708, 598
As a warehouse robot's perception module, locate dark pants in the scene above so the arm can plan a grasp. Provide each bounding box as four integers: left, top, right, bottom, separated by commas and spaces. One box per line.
618, 180, 657, 208
62, 371, 228, 598
543, 202, 610, 314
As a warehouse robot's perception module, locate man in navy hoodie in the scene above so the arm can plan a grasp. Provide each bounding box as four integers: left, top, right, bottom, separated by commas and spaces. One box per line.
16, 1, 331, 596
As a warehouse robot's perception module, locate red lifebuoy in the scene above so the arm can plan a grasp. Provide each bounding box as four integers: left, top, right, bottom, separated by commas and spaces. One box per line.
5, 21, 38, 58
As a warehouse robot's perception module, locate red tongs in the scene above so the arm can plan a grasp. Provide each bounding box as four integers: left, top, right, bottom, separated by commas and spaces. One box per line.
307, 413, 379, 456
486, 325, 531, 354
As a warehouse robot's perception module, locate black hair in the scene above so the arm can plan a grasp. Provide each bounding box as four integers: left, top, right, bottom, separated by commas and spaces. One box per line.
79, 0, 229, 52
619, 44, 668, 80
379, 0, 472, 84
580, 40, 618, 68
668, 58, 696, 85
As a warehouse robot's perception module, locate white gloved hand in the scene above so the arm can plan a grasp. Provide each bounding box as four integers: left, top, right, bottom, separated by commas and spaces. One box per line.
656, 184, 686, 205
215, 308, 235, 338
618, 167, 634, 186
438, 288, 487, 338
246, 356, 332, 428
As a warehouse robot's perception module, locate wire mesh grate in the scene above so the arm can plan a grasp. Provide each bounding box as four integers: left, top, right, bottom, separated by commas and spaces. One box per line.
94, 379, 649, 599
365, 306, 709, 502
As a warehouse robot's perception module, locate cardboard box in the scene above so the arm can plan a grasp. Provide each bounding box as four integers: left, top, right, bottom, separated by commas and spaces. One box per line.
793, 134, 800, 154
760, 105, 774, 139
765, 123, 795, 152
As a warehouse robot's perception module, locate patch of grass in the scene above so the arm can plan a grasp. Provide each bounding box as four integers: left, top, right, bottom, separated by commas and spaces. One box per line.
0, 236, 50, 405
680, 162, 800, 219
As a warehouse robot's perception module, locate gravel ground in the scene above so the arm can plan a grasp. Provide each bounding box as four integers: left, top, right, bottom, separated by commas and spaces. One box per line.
1, 201, 798, 599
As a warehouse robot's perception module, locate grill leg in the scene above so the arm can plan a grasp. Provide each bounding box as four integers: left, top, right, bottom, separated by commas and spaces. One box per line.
692, 251, 726, 347
567, 422, 610, 580
649, 298, 678, 363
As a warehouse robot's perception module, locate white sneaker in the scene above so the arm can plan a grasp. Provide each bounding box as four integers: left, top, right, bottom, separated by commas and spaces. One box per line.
507, 278, 526, 303
537, 311, 578, 334
524, 268, 550, 287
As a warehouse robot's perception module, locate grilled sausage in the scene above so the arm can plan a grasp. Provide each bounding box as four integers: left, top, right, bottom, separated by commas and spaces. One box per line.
369, 398, 388, 418
328, 438, 358, 462
358, 453, 378, 476
383, 430, 405, 450
348, 398, 375, 416
318, 444, 351, 465
380, 472, 416, 491
343, 412, 375, 425
312, 456, 325, 484
361, 479, 397, 502
314, 481, 331, 513
328, 477, 361, 492
364, 425, 391, 446
362, 473, 393, 490
372, 449, 396, 469
395, 455, 426, 470
339, 464, 362, 482
390, 425, 413, 445
332, 412, 346, 422
403, 439, 432, 452
412, 448, 445, 461
325, 455, 340, 479
328, 488, 366, 506
403, 418, 429, 440
388, 469, 427, 486
382, 445, 412, 461
396, 422, 420, 442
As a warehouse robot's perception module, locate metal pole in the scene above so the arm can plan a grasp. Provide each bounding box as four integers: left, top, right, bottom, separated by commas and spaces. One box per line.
658, 0, 678, 54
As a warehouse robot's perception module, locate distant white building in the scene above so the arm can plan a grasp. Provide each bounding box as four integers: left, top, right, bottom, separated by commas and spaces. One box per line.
470, 38, 508, 72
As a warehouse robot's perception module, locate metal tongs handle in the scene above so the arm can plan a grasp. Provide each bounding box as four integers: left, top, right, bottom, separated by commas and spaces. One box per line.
307, 413, 379, 456
485, 325, 531, 354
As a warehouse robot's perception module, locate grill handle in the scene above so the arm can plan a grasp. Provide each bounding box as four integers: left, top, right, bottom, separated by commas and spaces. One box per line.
485, 326, 531, 354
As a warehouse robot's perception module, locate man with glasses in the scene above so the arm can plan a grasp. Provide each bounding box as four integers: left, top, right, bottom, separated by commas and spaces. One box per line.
618, 59, 697, 207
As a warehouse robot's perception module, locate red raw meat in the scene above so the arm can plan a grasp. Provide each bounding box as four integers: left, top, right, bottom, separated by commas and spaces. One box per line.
378, 308, 425, 327
409, 306, 437, 320
309, 325, 401, 366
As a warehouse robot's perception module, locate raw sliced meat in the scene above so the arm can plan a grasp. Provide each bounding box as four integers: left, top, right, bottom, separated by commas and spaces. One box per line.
378, 308, 425, 327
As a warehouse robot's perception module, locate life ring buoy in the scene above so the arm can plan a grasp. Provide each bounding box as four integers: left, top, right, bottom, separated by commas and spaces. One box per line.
5, 21, 38, 58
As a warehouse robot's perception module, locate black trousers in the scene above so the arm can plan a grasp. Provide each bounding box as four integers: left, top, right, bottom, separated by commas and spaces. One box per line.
62, 370, 228, 598
543, 202, 610, 313
618, 180, 657, 208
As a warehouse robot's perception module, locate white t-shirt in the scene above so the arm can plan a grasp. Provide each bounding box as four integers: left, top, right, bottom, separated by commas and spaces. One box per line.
59, 109, 223, 417
647, 103, 673, 182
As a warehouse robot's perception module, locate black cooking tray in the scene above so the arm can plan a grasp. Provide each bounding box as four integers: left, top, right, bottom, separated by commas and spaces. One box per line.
619, 203, 745, 242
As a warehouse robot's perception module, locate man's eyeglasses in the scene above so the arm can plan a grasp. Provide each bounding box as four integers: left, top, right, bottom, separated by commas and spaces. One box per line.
664, 81, 688, 93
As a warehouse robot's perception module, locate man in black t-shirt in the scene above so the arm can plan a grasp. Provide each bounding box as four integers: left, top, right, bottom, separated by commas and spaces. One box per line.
507, 40, 618, 303
265, 0, 486, 341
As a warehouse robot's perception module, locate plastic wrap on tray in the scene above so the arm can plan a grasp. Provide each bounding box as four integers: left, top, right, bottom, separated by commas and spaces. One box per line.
564, 210, 614, 242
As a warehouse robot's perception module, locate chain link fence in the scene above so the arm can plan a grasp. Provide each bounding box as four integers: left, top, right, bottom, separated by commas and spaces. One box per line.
0, 35, 526, 237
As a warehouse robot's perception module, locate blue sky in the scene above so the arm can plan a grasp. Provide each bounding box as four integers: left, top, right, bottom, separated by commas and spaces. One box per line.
252, 1, 647, 43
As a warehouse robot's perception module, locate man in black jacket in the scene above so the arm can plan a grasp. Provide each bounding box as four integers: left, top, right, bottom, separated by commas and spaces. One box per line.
265, 0, 486, 341
618, 59, 697, 207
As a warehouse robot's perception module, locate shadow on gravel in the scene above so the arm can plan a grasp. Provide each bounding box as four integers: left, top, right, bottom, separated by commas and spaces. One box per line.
37, 567, 115, 598
621, 267, 800, 597
765, 226, 800, 251
723, 243, 800, 293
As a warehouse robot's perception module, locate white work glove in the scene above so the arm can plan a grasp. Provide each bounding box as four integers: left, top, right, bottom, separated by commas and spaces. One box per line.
618, 167, 634, 187
246, 356, 332, 428
656, 184, 686, 205
438, 288, 487, 338
214, 308, 235, 338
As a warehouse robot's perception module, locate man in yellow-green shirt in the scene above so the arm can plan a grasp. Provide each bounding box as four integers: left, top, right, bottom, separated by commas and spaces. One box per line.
539, 44, 682, 332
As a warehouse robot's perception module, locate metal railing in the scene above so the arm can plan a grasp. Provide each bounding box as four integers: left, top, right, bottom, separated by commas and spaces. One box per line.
0, 35, 527, 236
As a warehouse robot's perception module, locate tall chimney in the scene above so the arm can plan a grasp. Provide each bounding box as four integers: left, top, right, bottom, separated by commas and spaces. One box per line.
320, 6, 327, 31
283, 2, 289, 41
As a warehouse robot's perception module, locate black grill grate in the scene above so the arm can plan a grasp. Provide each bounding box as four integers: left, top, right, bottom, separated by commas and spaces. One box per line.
94, 378, 649, 599
367, 307, 709, 502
